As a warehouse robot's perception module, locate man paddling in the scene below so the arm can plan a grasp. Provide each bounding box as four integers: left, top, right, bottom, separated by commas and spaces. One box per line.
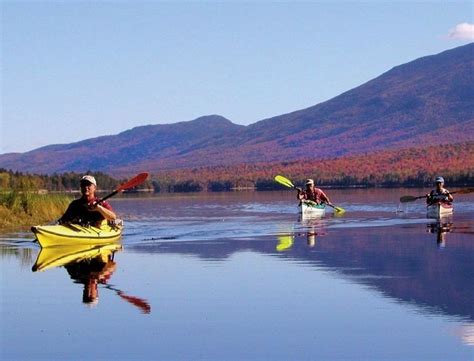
59, 175, 116, 226
296, 179, 332, 206
426, 176, 453, 206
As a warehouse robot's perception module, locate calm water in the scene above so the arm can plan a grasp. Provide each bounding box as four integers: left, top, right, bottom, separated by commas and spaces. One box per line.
1, 189, 473, 360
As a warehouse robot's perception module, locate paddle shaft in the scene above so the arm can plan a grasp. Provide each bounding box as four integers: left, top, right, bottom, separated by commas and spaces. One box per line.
400, 187, 474, 203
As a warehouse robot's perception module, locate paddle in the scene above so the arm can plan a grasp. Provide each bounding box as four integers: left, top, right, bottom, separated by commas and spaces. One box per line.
97, 172, 149, 204
274, 175, 345, 214
399, 187, 474, 203
105, 285, 151, 314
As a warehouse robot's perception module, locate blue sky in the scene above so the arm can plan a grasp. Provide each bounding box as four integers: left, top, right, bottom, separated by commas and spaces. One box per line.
1, 1, 473, 154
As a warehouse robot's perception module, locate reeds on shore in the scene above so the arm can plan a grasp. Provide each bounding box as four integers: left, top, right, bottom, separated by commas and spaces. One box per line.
0, 191, 72, 232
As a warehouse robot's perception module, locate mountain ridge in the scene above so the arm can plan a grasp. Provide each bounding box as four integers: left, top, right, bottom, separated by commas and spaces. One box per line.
1, 43, 473, 175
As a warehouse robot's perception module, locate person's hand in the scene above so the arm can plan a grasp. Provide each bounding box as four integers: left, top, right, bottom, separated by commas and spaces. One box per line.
87, 201, 99, 210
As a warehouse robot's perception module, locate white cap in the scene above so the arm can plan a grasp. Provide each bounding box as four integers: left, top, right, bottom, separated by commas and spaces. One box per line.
435, 176, 444, 183
305, 179, 314, 185
81, 175, 97, 186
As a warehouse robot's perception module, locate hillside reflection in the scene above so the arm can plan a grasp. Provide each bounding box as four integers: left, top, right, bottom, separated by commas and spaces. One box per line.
129, 225, 473, 322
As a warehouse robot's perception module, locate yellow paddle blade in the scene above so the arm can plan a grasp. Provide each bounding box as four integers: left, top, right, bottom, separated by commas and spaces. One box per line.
276, 235, 294, 252
274, 175, 294, 188
333, 206, 345, 215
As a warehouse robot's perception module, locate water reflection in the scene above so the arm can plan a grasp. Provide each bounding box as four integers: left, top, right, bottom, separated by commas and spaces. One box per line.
427, 217, 454, 249
32, 244, 151, 313
2, 190, 473, 358
65, 248, 117, 306
129, 223, 474, 323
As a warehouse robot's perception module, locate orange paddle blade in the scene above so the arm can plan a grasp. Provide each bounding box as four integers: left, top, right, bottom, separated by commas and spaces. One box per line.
116, 172, 149, 192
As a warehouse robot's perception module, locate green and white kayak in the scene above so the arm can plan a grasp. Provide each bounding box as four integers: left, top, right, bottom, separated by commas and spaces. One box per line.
31, 221, 123, 248
300, 201, 326, 219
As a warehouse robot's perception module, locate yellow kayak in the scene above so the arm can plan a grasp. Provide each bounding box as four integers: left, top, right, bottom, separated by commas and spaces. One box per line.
32, 243, 122, 272
31, 222, 123, 248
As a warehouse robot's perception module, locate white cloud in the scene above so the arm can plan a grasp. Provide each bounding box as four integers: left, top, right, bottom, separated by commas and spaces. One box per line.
447, 22, 474, 40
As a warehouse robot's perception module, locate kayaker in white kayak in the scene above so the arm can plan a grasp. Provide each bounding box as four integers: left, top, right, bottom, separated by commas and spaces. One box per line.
59, 175, 116, 226
296, 179, 332, 205
426, 176, 453, 206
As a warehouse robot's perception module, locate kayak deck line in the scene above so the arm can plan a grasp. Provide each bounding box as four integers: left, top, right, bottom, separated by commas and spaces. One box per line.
32, 224, 119, 240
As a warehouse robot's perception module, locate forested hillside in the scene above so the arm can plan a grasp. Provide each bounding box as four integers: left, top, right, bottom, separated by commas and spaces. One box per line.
3, 142, 472, 193
151, 142, 474, 191
1, 44, 473, 175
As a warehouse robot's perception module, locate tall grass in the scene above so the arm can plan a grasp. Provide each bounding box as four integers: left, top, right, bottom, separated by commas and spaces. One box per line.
0, 191, 72, 232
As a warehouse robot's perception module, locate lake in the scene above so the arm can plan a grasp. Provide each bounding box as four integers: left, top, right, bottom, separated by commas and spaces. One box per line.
1, 189, 473, 360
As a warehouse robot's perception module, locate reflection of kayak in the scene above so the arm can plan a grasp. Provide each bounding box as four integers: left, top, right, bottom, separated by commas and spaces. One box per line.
31, 222, 123, 248
300, 201, 326, 219
32, 243, 122, 272
427, 202, 453, 218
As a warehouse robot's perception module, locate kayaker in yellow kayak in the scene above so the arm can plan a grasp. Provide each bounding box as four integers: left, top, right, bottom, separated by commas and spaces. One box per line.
296, 178, 331, 205
59, 175, 116, 226
426, 176, 453, 206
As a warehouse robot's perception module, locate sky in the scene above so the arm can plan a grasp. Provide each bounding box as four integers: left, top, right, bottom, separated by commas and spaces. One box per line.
1, 1, 473, 154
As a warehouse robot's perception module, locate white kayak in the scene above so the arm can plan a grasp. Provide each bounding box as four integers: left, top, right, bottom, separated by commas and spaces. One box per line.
300, 201, 326, 219
427, 202, 453, 218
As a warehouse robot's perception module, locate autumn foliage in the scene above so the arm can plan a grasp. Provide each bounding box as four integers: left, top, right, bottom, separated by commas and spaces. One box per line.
151, 142, 474, 191
1, 142, 472, 193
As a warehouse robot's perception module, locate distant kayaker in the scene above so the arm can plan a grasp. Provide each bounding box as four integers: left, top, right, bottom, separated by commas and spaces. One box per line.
426, 176, 453, 206
59, 175, 116, 226
296, 179, 332, 206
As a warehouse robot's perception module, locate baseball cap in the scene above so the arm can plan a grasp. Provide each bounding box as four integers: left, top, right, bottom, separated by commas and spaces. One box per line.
305, 179, 314, 185
81, 175, 97, 186
435, 176, 444, 183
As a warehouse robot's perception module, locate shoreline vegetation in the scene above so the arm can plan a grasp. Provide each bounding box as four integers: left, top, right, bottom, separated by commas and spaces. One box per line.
0, 192, 72, 233
1, 141, 473, 233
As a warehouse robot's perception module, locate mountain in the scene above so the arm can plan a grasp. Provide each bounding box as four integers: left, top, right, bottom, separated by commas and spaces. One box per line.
1, 43, 473, 175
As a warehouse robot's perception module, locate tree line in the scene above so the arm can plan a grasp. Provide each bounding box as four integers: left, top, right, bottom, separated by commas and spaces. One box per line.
1, 142, 473, 193
0, 170, 122, 192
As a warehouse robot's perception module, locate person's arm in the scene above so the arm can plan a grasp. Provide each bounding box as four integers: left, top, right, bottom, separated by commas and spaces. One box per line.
296, 188, 304, 200
445, 190, 454, 202
90, 200, 116, 220
319, 190, 331, 205
426, 191, 434, 205
93, 204, 116, 220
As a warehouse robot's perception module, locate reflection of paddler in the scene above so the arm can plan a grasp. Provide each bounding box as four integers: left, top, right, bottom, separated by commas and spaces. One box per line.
307, 232, 317, 247
65, 252, 117, 305
32, 244, 151, 312
65, 255, 151, 312
427, 222, 452, 249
